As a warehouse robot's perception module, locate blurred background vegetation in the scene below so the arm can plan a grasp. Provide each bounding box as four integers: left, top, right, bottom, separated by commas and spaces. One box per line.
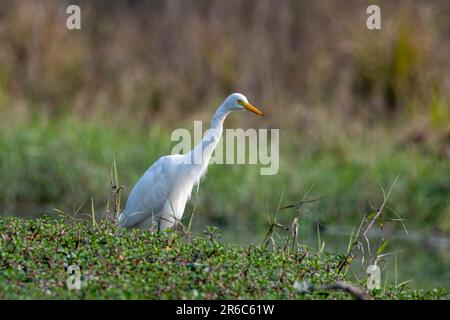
0, 1, 449, 289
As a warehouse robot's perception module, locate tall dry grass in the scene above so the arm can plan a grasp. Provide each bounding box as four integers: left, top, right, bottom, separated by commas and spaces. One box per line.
0, 0, 448, 129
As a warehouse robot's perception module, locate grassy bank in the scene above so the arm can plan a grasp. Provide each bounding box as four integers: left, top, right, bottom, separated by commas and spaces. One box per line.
0, 216, 446, 299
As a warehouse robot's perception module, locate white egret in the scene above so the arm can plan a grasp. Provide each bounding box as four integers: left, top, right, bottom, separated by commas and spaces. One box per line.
118, 93, 264, 230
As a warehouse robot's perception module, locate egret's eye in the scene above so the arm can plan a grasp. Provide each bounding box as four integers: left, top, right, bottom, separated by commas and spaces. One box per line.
237, 99, 243, 105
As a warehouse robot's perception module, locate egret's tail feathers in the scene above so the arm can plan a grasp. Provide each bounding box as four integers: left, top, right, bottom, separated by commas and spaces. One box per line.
117, 212, 126, 227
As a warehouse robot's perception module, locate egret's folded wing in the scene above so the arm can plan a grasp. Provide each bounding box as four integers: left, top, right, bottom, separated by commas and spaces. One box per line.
120, 157, 170, 227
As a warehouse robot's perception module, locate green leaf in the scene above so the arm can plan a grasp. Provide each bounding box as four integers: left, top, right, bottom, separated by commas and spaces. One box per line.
377, 239, 389, 255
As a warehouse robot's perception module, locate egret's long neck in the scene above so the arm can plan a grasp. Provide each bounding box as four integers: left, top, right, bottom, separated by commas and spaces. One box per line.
190, 105, 229, 166
210, 105, 229, 132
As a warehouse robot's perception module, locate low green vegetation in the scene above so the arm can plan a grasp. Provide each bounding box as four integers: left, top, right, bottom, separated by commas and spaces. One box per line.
0, 216, 446, 299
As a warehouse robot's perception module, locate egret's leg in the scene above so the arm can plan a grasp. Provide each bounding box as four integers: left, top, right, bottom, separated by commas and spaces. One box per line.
134, 215, 155, 230
157, 201, 176, 230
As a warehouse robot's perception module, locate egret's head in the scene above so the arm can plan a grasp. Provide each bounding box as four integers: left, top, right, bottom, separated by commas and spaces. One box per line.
223, 93, 264, 116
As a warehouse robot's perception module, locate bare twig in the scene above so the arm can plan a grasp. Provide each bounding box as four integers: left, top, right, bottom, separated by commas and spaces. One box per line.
337, 176, 399, 273
281, 194, 325, 253
313, 281, 373, 300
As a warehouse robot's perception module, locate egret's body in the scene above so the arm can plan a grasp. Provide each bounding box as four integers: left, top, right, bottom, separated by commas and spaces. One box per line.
118, 93, 263, 230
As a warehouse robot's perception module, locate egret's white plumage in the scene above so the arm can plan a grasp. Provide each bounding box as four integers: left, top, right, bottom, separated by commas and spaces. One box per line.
118, 93, 263, 230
